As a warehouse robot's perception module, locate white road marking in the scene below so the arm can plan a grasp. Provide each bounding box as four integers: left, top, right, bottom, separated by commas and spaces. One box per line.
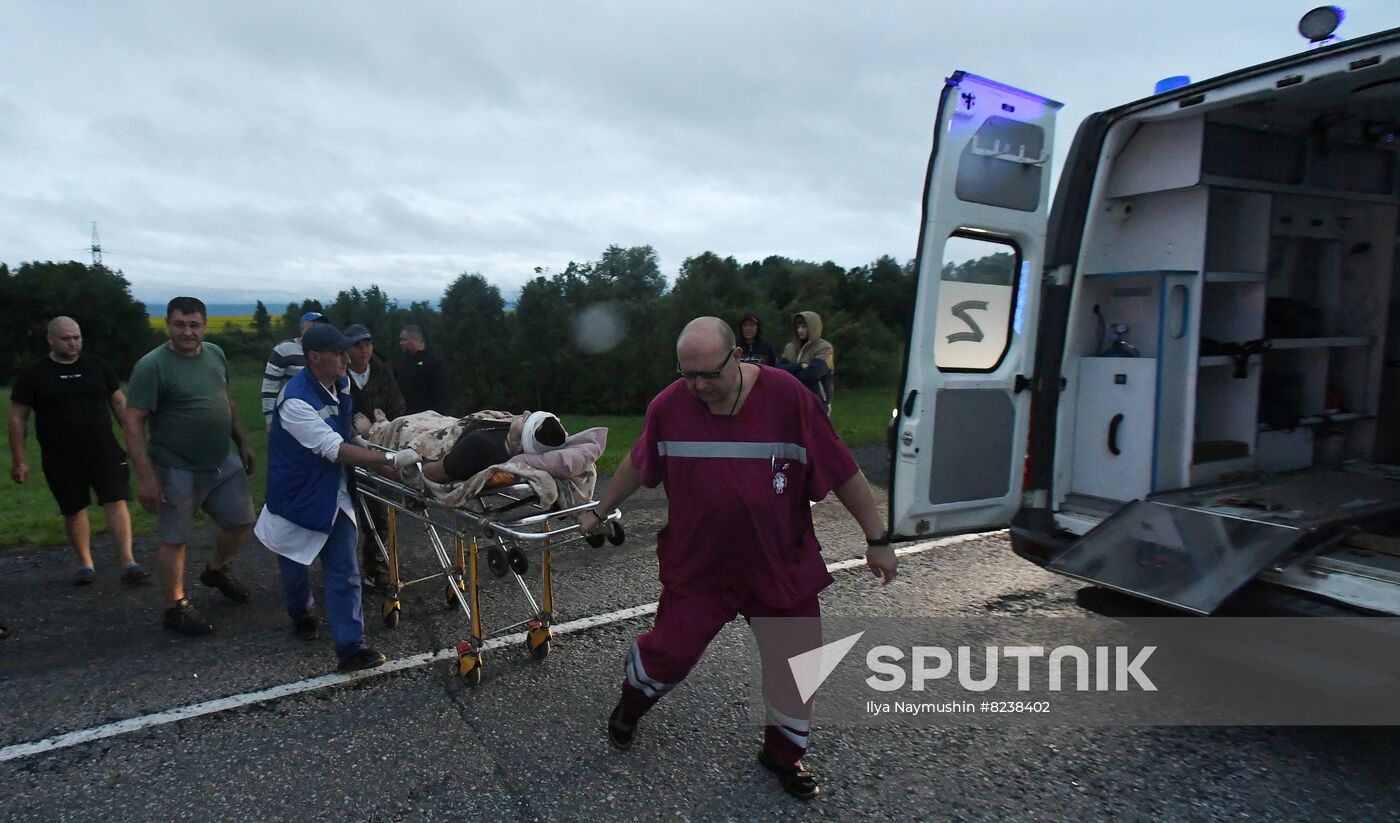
0, 531, 998, 764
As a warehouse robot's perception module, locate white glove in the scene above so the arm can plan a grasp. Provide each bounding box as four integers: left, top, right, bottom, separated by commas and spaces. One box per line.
353, 413, 372, 437
390, 448, 421, 469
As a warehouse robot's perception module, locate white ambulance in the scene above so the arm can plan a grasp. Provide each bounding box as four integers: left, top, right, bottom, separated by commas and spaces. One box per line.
890, 13, 1400, 616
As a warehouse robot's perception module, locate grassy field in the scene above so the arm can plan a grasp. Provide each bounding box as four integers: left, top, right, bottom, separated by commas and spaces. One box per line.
1, 359, 270, 548
2, 363, 895, 548
148, 315, 254, 333
829, 384, 899, 449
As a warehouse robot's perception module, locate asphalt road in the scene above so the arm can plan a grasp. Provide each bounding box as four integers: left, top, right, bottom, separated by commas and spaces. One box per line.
2, 452, 1398, 822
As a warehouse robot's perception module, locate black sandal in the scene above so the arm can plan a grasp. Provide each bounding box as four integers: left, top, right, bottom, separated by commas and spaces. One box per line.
757, 750, 820, 799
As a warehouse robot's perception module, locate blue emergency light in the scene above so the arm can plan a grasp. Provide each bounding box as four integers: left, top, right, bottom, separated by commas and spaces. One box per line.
1154, 76, 1192, 95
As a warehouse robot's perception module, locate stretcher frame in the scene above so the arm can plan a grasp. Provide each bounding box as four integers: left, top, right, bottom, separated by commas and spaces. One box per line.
351, 460, 622, 685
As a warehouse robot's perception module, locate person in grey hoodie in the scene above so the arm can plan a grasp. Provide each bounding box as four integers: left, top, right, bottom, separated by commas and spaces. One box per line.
777, 310, 834, 414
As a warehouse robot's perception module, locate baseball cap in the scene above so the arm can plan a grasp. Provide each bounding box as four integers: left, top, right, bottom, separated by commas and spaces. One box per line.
300, 311, 329, 325
344, 324, 373, 343
302, 323, 354, 353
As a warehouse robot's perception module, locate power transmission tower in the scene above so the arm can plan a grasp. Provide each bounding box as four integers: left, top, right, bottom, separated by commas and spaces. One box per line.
90, 222, 103, 266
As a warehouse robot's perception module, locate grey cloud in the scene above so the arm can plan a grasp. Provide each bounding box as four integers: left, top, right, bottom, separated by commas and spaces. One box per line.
4, 1, 1399, 305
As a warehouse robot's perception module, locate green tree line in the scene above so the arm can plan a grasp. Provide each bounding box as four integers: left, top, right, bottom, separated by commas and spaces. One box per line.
0, 261, 155, 381
1, 247, 915, 415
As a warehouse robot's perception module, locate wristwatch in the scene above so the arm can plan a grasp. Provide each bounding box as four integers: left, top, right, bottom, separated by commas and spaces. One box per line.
866, 533, 891, 547
383, 451, 394, 465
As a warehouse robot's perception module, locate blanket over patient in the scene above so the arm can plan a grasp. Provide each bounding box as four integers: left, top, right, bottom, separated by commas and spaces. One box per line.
366, 410, 606, 511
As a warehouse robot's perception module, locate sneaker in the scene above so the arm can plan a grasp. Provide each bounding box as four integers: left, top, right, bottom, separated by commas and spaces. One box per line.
338, 648, 386, 672
607, 701, 637, 750
361, 568, 389, 595
120, 563, 152, 584
292, 614, 319, 641
757, 750, 821, 800
199, 565, 251, 603
71, 567, 96, 586
163, 598, 214, 636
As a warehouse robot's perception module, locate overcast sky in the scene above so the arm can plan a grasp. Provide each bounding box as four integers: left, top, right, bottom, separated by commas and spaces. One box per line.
4, 2, 1398, 307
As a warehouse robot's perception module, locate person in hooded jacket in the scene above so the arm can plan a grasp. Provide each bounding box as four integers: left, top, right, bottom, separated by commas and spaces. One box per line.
777, 311, 834, 414
737, 310, 777, 367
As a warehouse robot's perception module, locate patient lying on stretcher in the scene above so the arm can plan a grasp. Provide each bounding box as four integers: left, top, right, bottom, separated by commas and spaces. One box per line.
424, 411, 567, 483
354, 409, 606, 510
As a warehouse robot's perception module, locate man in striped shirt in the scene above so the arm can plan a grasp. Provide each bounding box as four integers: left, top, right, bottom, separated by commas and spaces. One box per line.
261, 312, 330, 427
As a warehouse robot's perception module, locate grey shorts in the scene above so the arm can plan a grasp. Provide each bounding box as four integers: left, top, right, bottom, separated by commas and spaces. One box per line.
154, 453, 256, 546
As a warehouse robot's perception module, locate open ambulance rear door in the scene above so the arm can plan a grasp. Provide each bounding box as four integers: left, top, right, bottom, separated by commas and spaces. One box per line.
891, 72, 1061, 538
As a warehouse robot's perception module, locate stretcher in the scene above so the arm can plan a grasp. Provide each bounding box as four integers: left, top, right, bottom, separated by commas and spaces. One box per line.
351, 453, 624, 685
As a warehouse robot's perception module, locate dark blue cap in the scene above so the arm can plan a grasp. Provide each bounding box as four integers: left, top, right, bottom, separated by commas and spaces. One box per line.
302, 323, 353, 353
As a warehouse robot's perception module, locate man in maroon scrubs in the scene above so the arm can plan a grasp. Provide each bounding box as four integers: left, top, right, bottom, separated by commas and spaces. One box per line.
580, 316, 896, 800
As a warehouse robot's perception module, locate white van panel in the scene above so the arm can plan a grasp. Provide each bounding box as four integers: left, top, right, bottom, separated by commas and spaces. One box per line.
1070, 357, 1156, 500
891, 72, 1061, 538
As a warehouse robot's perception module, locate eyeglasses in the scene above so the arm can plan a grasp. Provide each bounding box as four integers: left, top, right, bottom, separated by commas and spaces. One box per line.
677, 350, 733, 380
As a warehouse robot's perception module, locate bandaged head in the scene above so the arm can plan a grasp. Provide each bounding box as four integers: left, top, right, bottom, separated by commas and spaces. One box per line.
520, 411, 567, 455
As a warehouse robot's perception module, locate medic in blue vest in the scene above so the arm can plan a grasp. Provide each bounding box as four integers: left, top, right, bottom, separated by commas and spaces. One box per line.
254, 323, 420, 672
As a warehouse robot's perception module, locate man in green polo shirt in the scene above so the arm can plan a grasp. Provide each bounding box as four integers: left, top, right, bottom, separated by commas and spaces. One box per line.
123, 296, 257, 636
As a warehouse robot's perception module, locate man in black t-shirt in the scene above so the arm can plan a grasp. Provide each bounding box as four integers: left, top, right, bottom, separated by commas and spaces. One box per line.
420, 412, 567, 484
423, 418, 511, 483
393, 324, 450, 415
8, 317, 149, 586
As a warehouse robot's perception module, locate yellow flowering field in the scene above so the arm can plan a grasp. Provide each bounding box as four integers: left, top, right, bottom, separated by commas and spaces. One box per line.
147, 314, 254, 332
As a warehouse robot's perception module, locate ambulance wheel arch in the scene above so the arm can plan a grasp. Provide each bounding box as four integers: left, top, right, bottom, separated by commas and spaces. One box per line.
891, 73, 1060, 539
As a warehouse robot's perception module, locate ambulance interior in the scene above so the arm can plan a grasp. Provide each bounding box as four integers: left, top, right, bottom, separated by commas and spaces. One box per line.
1047, 52, 1400, 614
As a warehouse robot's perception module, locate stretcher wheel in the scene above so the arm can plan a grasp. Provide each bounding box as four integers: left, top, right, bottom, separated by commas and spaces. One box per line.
459, 657, 482, 686
383, 602, 401, 629
507, 547, 529, 575
529, 638, 551, 661
607, 521, 626, 546
527, 627, 551, 661
486, 547, 508, 578
457, 642, 482, 685
585, 531, 606, 548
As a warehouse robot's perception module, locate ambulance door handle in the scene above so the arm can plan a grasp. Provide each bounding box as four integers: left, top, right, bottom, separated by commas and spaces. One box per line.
1108, 413, 1124, 456
1169, 284, 1189, 339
